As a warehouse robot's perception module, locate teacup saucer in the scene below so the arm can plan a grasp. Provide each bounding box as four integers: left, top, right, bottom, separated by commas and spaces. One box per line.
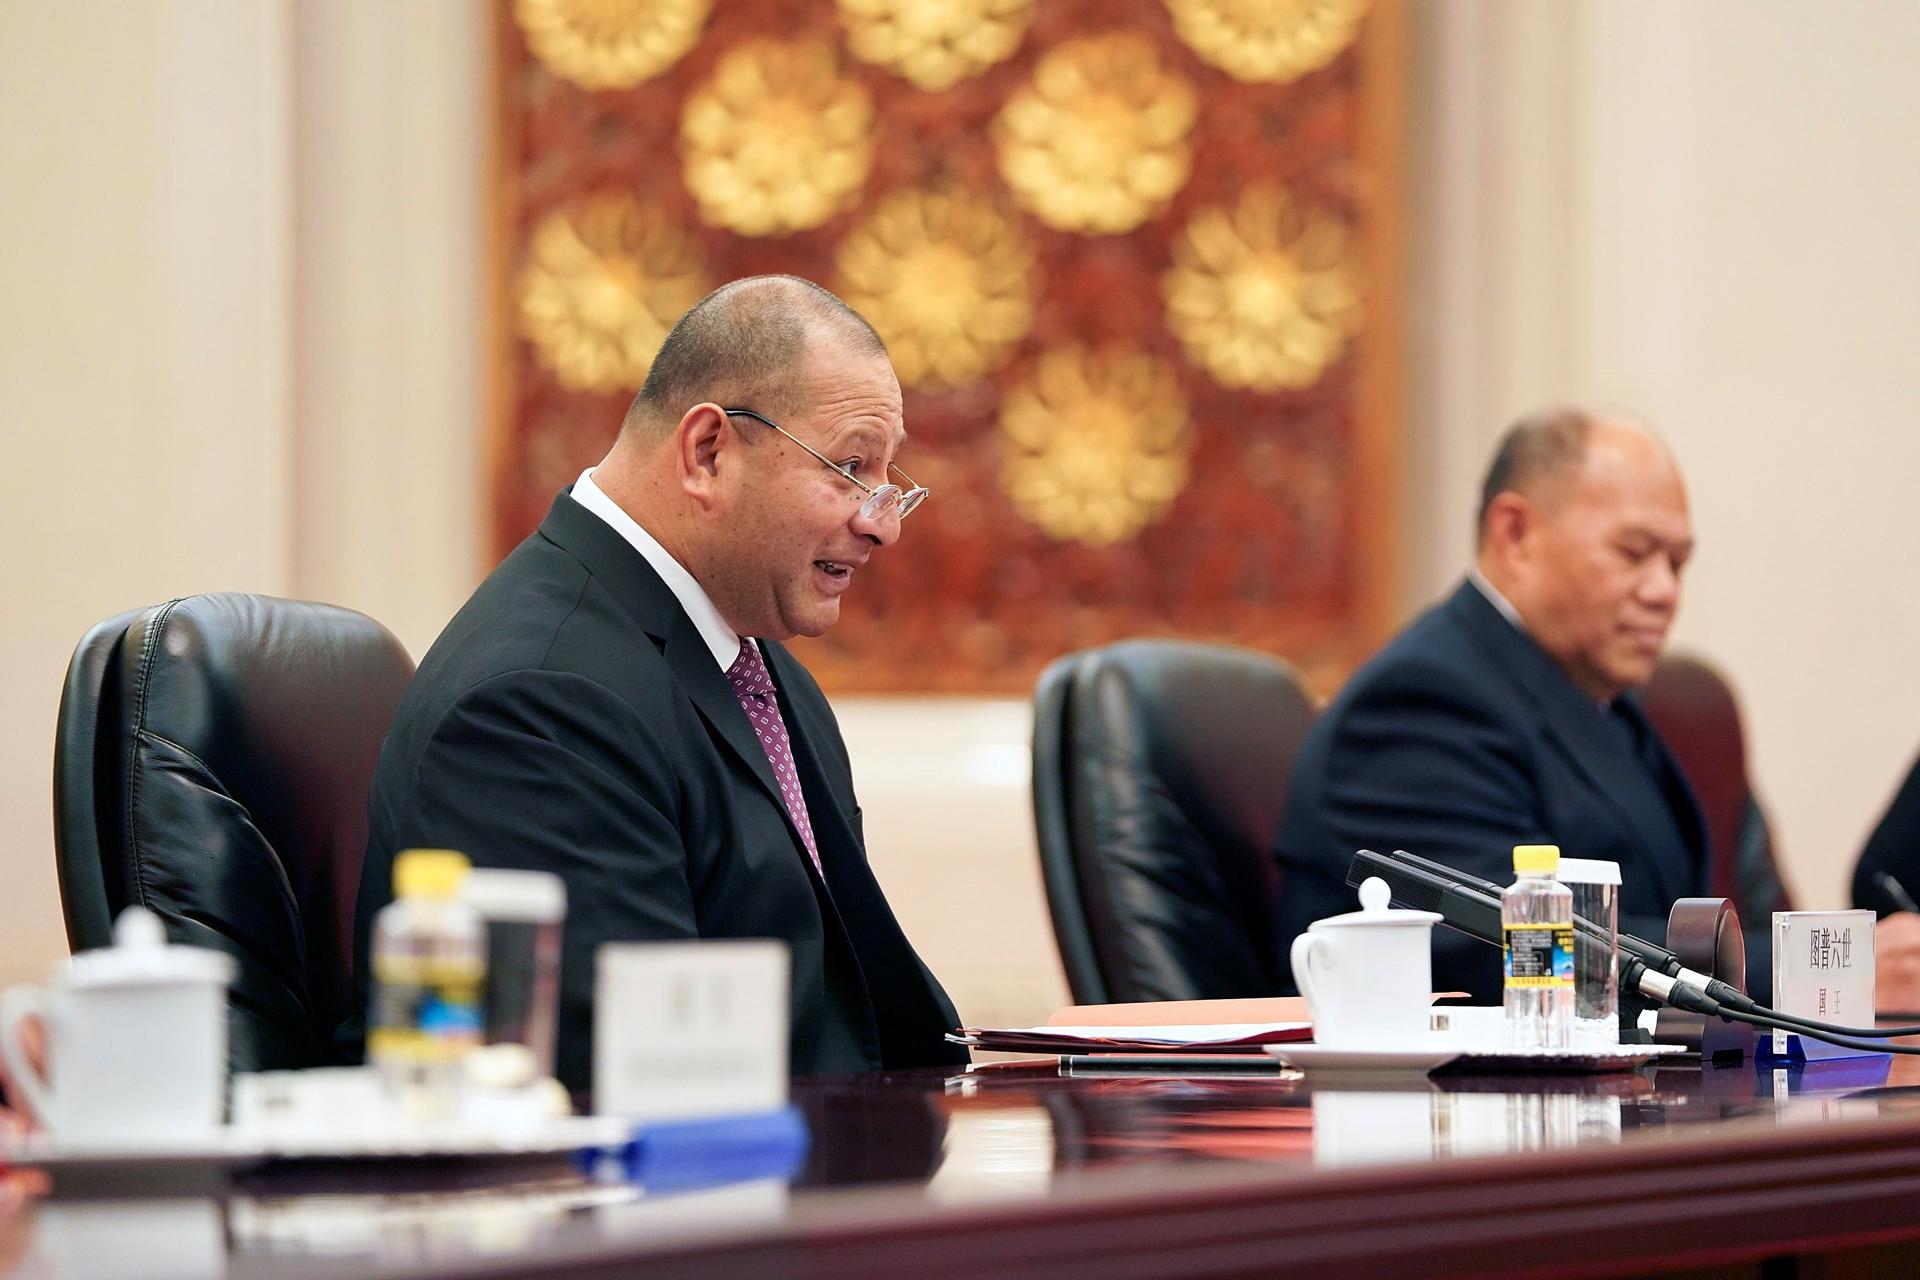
0, 1113, 631, 1175
0, 1127, 268, 1191
1267, 1039, 1688, 1076
0, 1126, 254, 1161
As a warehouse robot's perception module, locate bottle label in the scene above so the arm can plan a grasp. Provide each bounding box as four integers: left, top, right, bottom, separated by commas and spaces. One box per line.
1504, 923, 1575, 989
368, 955, 484, 1063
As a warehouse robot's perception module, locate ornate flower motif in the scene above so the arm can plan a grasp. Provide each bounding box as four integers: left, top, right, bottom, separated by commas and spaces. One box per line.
514, 0, 711, 90
836, 185, 1038, 391
681, 39, 875, 237
836, 0, 1033, 92
517, 193, 711, 393
999, 345, 1193, 545
1163, 183, 1360, 392
992, 33, 1198, 235
1164, 0, 1370, 84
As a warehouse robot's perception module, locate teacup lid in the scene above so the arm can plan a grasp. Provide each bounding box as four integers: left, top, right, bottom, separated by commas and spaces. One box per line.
63, 907, 237, 989
1556, 857, 1621, 887
464, 867, 567, 924
1309, 876, 1443, 928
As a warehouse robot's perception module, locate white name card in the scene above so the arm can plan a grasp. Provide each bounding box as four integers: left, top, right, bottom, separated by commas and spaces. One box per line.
594, 940, 788, 1122
1771, 909, 1877, 1060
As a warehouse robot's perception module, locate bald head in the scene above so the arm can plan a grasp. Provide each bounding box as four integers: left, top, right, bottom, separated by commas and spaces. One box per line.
1476, 406, 1693, 701
622, 275, 888, 441
1476, 407, 1584, 540
587, 275, 905, 645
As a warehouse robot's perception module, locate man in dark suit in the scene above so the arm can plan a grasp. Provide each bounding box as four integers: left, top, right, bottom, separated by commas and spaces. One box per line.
1274, 407, 1781, 1001
348, 276, 965, 1090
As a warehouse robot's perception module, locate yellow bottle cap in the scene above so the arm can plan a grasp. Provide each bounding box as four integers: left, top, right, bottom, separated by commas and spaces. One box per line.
393, 848, 472, 898
1512, 843, 1561, 875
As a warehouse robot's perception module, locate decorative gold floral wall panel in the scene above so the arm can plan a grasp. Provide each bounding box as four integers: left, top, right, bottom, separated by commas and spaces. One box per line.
492, 0, 1401, 693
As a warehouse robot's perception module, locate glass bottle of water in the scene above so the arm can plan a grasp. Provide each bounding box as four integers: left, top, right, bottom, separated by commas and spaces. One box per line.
368, 848, 486, 1121
1503, 843, 1573, 1050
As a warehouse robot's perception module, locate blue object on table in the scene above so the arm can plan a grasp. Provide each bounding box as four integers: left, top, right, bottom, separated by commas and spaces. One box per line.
1756, 1033, 1893, 1069
1756, 1051, 1892, 1093
576, 1105, 810, 1192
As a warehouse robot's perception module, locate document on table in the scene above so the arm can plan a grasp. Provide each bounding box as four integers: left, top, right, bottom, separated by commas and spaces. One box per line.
948, 1022, 1311, 1054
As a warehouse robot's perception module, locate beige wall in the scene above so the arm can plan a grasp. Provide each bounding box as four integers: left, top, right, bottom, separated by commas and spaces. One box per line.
1579, 3, 1920, 909
3, 1, 1917, 1020
0, 1, 296, 989
0, 0, 484, 992
1407, 1, 1920, 910
291, 0, 486, 654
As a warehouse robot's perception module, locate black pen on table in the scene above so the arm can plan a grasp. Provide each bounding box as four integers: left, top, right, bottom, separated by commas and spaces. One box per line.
1876, 872, 1920, 915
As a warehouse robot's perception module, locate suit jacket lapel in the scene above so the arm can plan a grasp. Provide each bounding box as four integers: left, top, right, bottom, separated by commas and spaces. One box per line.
533, 491, 791, 825
1450, 583, 1701, 905
765, 646, 964, 1052
532, 492, 951, 1057
659, 615, 790, 815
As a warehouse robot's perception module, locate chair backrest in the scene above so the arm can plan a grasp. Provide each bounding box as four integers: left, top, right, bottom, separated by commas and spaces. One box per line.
53, 594, 415, 1072
1032, 640, 1316, 1004
1640, 652, 1792, 923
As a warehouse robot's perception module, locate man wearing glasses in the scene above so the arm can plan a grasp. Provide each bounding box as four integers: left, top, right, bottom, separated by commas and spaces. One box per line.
348, 276, 963, 1091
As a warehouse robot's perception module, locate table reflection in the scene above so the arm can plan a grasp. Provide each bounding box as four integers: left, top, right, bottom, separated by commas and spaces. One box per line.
4, 1053, 1920, 1280
226, 1176, 632, 1265
925, 1106, 1055, 1202
12, 1198, 222, 1280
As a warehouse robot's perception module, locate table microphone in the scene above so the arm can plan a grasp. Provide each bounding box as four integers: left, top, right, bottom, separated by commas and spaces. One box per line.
1345, 849, 1715, 1015
1356, 848, 1761, 1014
1347, 850, 1920, 1052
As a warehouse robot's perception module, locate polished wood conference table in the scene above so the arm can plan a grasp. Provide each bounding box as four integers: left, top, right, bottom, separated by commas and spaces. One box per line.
7, 1047, 1920, 1279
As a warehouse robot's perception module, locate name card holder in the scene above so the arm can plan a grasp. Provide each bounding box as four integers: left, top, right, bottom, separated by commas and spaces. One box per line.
594, 940, 789, 1123
1769, 910, 1879, 1061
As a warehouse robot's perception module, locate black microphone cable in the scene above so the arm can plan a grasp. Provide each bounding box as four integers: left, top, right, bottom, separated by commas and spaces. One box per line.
1650, 968, 1920, 1056
1739, 1007, 1920, 1040
1661, 965, 1920, 1038
1729, 1011, 1920, 1055
1372, 849, 1920, 1040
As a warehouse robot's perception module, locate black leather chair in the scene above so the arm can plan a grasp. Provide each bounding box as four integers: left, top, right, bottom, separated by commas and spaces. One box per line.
1640, 652, 1792, 929
53, 593, 415, 1072
1032, 640, 1317, 1005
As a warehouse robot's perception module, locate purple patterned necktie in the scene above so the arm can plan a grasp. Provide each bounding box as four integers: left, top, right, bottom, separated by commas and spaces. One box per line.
725, 640, 821, 875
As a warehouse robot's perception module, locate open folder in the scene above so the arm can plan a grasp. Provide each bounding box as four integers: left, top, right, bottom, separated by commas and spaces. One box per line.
948, 1023, 1311, 1054
950, 995, 1468, 1056
950, 998, 1314, 1055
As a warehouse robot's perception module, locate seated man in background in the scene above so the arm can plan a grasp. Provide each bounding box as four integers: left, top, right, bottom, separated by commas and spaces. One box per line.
1851, 753, 1920, 1010
1273, 406, 1782, 1002
346, 276, 965, 1090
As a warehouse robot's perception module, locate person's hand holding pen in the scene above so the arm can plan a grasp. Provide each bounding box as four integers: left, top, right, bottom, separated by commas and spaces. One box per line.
1874, 873, 1920, 1014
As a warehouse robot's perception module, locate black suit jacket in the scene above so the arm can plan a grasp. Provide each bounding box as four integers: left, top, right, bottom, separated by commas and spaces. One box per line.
345, 492, 965, 1090
1854, 752, 1920, 917
1271, 580, 1758, 1001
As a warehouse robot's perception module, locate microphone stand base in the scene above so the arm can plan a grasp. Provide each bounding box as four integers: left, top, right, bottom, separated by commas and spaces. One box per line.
1653, 897, 1756, 1067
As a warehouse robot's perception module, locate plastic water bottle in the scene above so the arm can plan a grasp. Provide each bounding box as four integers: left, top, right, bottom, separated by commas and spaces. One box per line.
1503, 843, 1573, 1050
368, 848, 486, 1120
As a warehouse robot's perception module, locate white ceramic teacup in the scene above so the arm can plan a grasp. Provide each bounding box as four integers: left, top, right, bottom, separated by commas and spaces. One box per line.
0, 906, 234, 1146
1289, 876, 1441, 1050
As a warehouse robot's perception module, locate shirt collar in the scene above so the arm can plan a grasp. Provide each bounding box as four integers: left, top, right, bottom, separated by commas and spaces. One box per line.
571, 468, 743, 671
1468, 566, 1526, 631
